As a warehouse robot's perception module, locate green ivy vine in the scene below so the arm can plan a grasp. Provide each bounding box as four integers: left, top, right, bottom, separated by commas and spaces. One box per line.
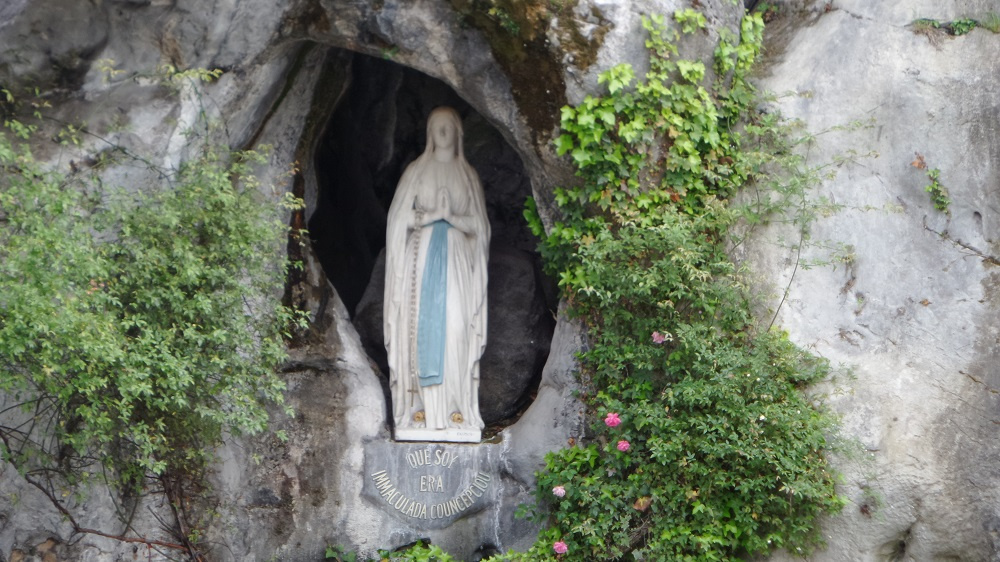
515, 10, 843, 561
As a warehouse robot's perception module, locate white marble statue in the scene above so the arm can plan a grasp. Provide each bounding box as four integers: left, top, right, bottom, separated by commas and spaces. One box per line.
384, 107, 490, 442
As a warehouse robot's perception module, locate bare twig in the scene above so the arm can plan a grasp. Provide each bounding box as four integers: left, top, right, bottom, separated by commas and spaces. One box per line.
20, 470, 193, 553
0, 429, 195, 557
922, 220, 1000, 266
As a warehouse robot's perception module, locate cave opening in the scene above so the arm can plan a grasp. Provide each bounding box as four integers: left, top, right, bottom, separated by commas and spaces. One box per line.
307, 49, 556, 426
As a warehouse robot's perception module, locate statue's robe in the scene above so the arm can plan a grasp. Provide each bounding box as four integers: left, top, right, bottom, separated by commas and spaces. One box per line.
384, 109, 489, 434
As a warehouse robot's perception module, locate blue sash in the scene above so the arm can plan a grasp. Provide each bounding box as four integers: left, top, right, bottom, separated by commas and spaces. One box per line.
417, 220, 451, 387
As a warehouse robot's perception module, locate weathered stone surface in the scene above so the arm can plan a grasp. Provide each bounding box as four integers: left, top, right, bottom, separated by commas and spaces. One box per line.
353, 250, 390, 374
0, 0, 109, 90
504, 303, 587, 487
745, 1, 1000, 560
478, 246, 553, 422
208, 275, 391, 561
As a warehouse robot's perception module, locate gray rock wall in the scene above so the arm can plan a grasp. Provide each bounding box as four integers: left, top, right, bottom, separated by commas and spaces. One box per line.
751, 1, 1000, 560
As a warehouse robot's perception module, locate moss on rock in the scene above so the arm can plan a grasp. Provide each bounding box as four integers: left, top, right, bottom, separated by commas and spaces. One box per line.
447, 0, 607, 139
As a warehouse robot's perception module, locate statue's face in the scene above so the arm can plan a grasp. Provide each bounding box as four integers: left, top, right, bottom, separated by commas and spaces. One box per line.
432, 118, 455, 152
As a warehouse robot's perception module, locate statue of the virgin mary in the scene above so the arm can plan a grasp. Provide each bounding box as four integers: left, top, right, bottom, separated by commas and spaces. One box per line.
384, 107, 490, 442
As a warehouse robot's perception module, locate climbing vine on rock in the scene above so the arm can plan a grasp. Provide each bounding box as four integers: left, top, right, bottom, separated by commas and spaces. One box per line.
513, 10, 843, 561
911, 152, 950, 213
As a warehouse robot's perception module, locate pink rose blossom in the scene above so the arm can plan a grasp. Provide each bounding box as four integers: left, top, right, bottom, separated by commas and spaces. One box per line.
552, 485, 566, 497
617, 440, 631, 452
604, 412, 621, 428
553, 541, 568, 555
652, 331, 667, 344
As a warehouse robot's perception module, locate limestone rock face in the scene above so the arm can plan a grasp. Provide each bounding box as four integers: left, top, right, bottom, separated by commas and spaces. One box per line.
748, 1, 1000, 559
0, 0, 109, 90
211, 261, 390, 561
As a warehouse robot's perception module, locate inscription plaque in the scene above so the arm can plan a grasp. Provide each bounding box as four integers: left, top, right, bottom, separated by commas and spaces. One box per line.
362, 441, 500, 528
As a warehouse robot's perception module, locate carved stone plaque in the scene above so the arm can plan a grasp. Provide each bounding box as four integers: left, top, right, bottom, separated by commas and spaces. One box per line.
361, 441, 500, 529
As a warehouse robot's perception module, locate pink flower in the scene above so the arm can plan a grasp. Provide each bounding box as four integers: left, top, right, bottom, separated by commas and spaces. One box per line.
617, 440, 631, 452
652, 331, 667, 344
604, 412, 621, 428
552, 485, 566, 497
553, 541, 568, 555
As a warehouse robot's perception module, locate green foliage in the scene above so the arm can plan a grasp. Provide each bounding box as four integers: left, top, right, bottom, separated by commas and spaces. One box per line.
324, 541, 461, 562
911, 153, 949, 213
924, 168, 950, 212
521, 11, 842, 561
0, 118, 304, 490
326, 544, 359, 561
488, 6, 521, 36
911, 17, 985, 36
674, 8, 708, 34
379, 542, 456, 561
948, 18, 978, 35
381, 45, 401, 60
753, 2, 780, 23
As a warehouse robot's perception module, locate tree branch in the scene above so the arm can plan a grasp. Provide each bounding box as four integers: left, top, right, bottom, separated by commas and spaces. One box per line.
16, 467, 194, 556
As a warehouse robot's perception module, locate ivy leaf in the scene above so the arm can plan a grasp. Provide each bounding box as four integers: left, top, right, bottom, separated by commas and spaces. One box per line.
556, 134, 575, 155
571, 147, 592, 166
597, 107, 616, 126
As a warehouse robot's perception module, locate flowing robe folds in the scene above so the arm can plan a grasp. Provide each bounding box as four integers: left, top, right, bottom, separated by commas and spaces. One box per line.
384, 109, 489, 441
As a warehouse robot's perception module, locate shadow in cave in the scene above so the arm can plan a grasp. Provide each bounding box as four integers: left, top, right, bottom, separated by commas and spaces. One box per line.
308, 50, 556, 427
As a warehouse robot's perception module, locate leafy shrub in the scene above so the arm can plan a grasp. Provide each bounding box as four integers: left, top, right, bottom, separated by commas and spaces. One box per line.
0, 116, 303, 493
